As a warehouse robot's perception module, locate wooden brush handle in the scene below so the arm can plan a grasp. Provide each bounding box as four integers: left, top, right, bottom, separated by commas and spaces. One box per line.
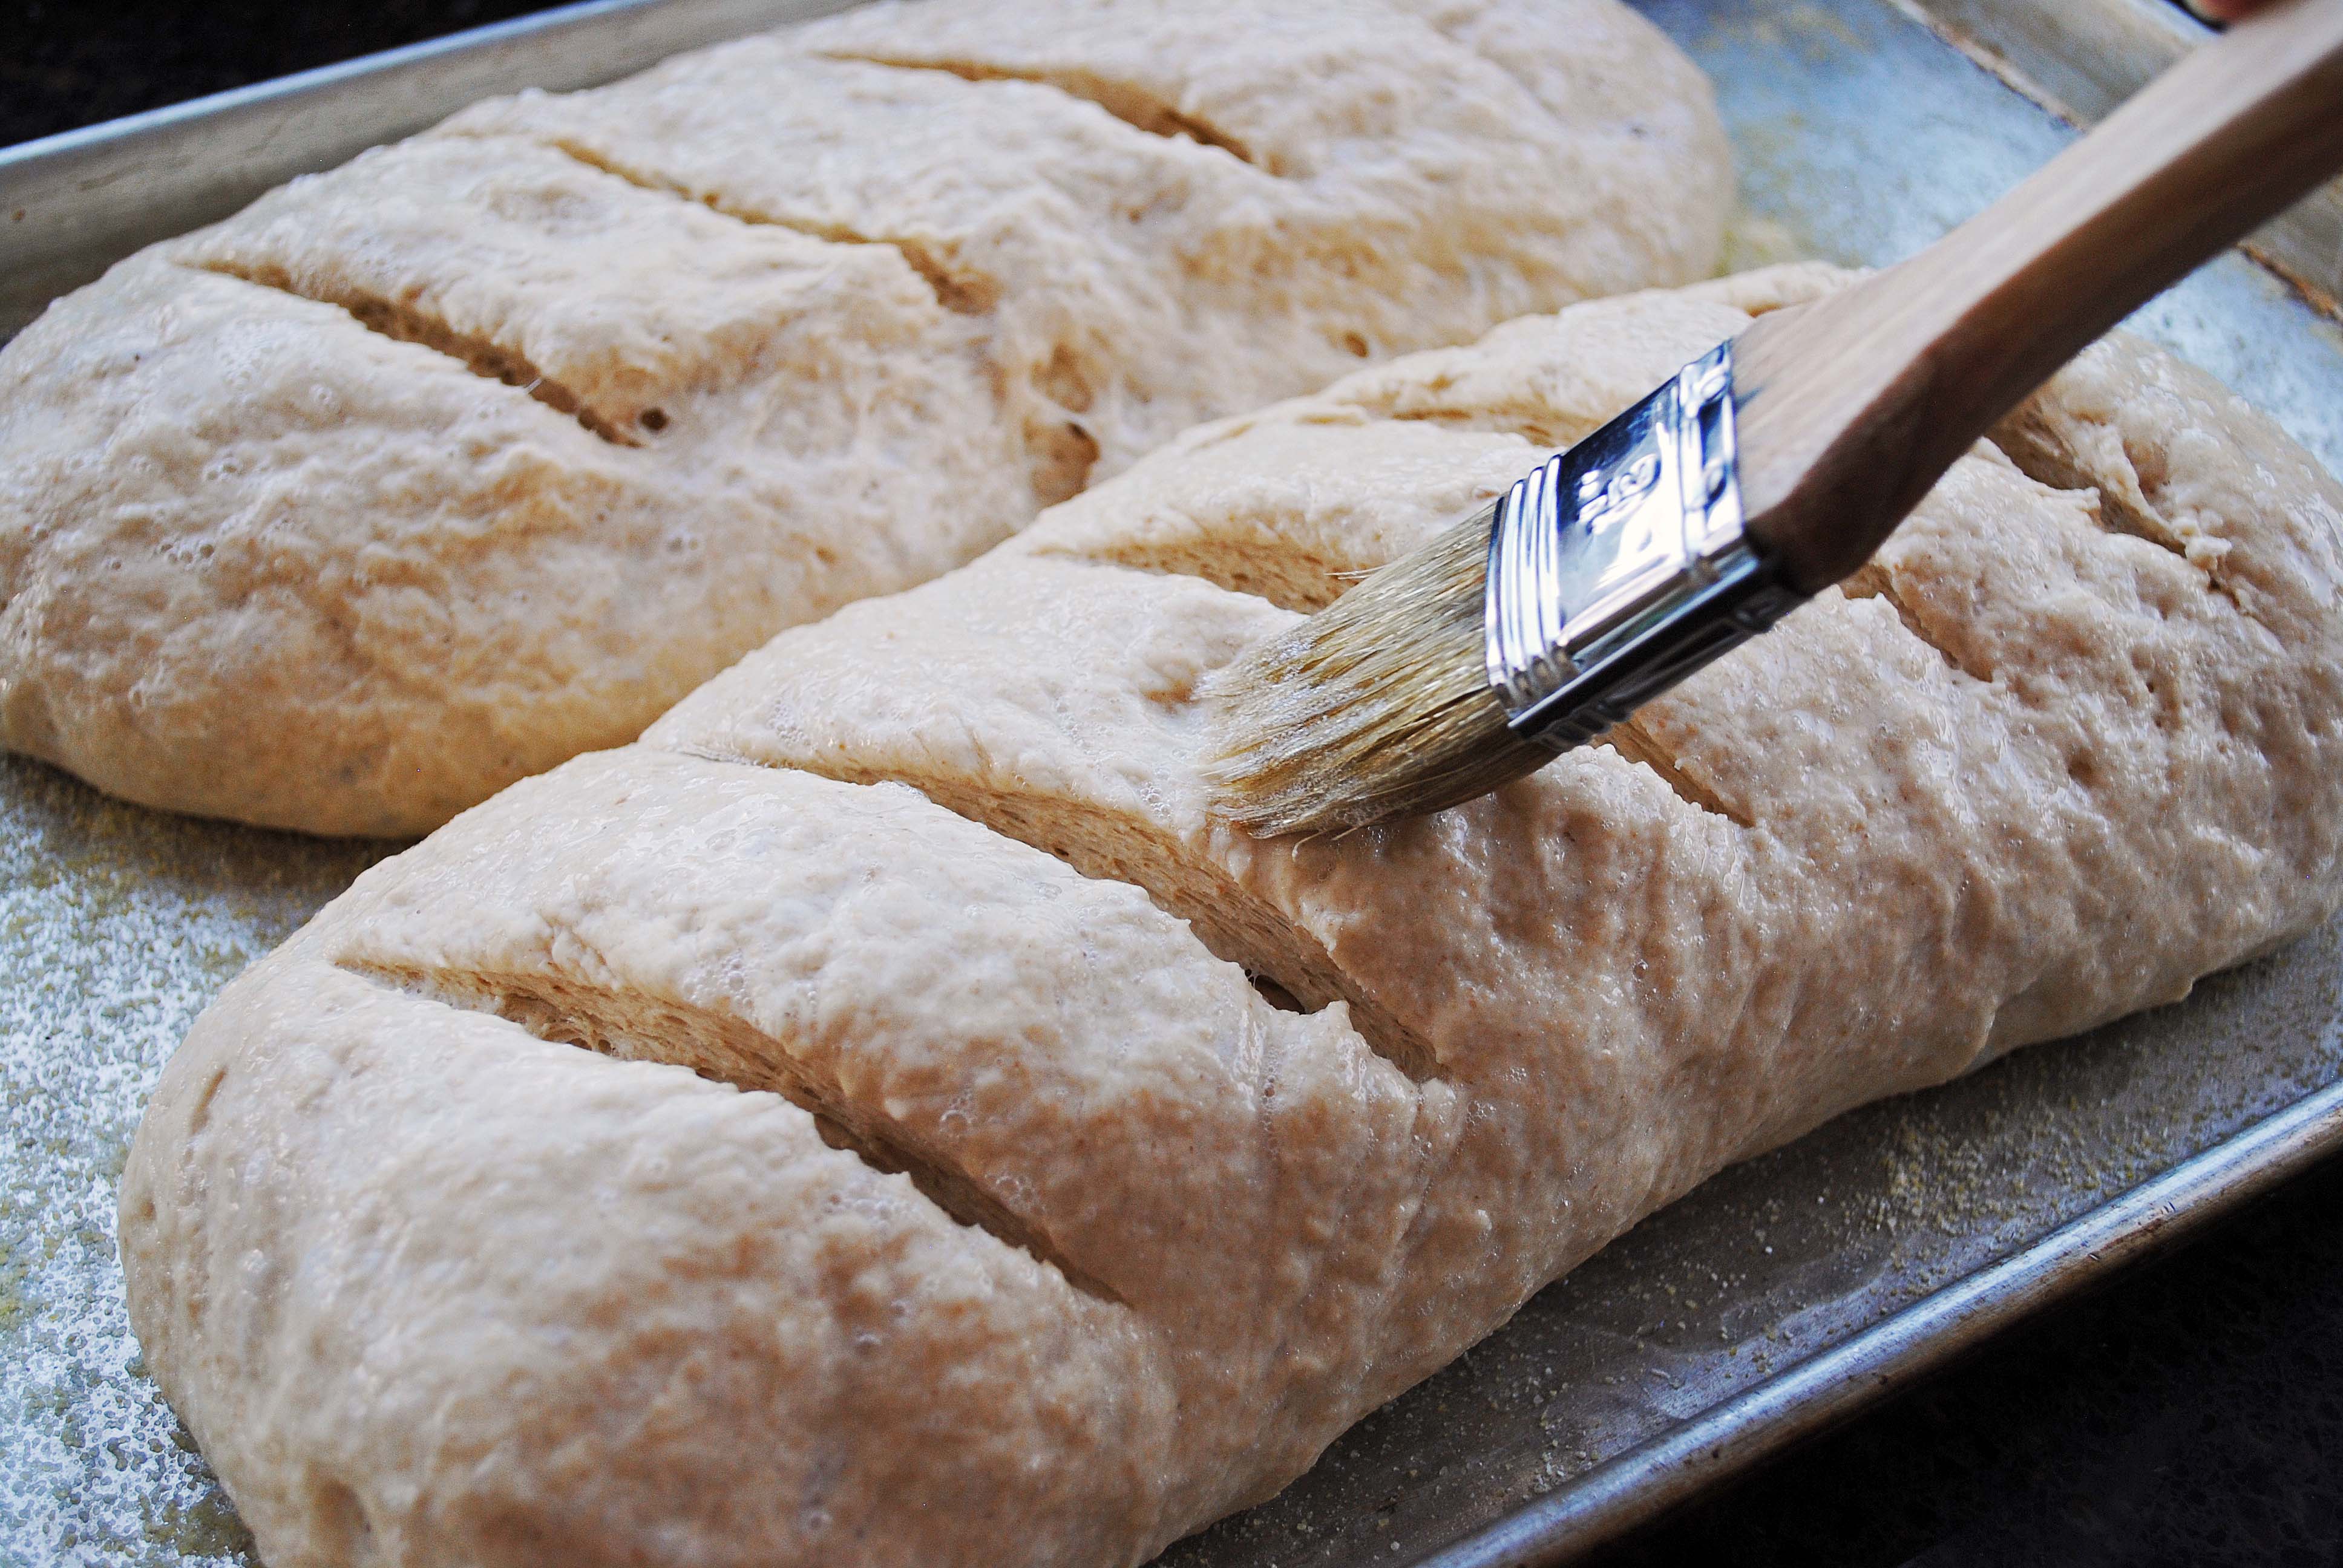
1733, 0, 2343, 594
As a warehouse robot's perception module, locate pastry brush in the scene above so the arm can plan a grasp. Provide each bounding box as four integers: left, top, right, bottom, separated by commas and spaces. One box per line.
1207, 0, 2343, 836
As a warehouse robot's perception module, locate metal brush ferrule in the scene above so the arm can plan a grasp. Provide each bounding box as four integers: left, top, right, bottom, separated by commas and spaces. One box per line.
1483, 339, 1805, 752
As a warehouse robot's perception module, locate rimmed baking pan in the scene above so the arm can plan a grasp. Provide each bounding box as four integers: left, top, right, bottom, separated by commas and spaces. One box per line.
4, 0, 2341, 1562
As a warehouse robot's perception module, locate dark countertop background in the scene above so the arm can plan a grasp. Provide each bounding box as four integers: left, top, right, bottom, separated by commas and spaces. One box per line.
7, 3, 2341, 1566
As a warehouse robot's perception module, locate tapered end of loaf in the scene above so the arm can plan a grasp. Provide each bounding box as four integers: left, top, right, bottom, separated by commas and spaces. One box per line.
1202, 503, 1553, 835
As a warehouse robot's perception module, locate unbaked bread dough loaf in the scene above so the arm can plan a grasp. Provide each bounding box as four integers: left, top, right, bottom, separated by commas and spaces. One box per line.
0, 0, 1729, 837
119, 266, 2343, 1567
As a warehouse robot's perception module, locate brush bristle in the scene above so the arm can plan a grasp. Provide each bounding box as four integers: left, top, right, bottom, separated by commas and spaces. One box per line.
1202, 501, 1556, 835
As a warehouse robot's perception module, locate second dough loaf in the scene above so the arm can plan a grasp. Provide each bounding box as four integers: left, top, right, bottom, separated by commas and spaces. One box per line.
0, 0, 1728, 835
120, 266, 2343, 1566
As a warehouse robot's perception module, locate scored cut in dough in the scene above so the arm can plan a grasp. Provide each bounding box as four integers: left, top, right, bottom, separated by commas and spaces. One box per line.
119, 266, 2343, 1567
0, 0, 1729, 837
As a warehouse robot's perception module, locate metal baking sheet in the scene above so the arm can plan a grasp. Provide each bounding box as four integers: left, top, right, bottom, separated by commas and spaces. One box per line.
1900, 0, 2343, 309
4, 1, 2343, 1564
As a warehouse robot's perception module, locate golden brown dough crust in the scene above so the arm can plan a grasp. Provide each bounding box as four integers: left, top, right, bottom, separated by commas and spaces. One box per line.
120, 267, 2343, 1567
0, 0, 1728, 836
